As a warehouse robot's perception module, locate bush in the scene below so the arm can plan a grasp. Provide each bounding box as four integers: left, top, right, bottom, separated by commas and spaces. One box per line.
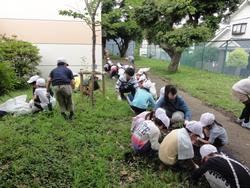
226, 48, 248, 67
0, 62, 16, 95
0, 35, 41, 89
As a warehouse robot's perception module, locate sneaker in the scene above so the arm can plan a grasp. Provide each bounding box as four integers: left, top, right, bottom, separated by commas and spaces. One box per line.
242, 121, 250, 129
236, 118, 244, 124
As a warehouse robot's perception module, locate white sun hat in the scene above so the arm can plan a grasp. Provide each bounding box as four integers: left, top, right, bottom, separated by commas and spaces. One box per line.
155, 108, 170, 128
200, 112, 215, 127
143, 80, 153, 90
27, 75, 40, 84
36, 78, 46, 87
186, 121, 204, 138
200, 144, 218, 159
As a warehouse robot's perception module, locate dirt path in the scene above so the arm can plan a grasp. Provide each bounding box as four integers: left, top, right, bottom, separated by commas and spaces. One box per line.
149, 74, 250, 167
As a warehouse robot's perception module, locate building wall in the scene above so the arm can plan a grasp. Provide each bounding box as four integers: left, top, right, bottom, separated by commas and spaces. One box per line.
0, 0, 102, 77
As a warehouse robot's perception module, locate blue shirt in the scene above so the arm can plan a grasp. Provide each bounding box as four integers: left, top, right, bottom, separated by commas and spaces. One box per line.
155, 95, 191, 120
49, 66, 74, 86
132, 88, 155, 110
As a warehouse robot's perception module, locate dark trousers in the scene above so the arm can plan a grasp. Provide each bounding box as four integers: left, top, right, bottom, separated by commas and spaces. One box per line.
131, 106, 146, 115
119, 85, 136, 100
239, 102, 250, 123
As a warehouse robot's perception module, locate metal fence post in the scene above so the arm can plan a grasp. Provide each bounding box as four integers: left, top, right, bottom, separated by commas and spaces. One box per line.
221, 40, 229, 73
201, 42, 206, 69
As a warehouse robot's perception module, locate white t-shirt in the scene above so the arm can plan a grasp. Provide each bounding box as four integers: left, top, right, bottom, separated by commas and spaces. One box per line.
34, 88, 49, 108
131, 120, 161, 150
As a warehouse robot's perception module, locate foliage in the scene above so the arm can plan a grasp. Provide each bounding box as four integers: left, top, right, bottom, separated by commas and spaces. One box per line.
226, 48, 248, 67
0, 81, 207, 187
134, 0, 241, 72
102, 0, 143, 57
0, 35, 41, 89
137, 57, 242, 116
0, 62, 16, 95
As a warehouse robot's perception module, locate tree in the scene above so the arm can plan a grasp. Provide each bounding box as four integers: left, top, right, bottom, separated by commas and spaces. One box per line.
134, 0, 240, 72
226, 48, 248, 67
0, 35, 41, 88
60, 0, 102, 106
102, 0, 143, 57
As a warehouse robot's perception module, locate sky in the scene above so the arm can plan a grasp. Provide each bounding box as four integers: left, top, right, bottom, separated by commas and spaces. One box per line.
0, 0, 94, 21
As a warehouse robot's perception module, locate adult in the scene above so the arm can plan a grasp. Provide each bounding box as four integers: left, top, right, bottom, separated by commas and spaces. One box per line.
191, 144, 250, 188
155, 85, 191, 125
232, 77, 250, 128
47, 58, 75, 120
159, 121, 203, 170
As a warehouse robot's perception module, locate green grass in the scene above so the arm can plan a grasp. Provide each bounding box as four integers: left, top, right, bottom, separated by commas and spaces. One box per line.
0, 79, 205, 187
137, 57, 242, 117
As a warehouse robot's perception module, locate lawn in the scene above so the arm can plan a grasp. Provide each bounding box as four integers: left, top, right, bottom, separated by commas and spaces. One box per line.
0, 79, 203, 187
137, 57, 243, 117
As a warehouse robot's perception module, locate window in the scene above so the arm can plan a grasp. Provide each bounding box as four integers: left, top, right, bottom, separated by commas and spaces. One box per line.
232, 23, 247, 35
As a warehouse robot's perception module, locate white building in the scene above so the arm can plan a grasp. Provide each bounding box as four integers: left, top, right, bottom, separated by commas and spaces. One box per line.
0, 0, 102, 77
209, 0, 250, 50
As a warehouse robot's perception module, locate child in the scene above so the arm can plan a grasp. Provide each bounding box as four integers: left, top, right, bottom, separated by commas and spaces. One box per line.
129, 80, 156, 115
30, 78, 54, 112
27, 75, 40, 95
197, 112, 228, 150
115, 67, 138, 100
131, 108, 170, 154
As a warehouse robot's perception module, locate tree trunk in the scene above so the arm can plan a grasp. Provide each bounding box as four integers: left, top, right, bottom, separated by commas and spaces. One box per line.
91, 17, 96, 107
119, 39, 129, 57
168, 52, 182, 72
102, 36, 106, 55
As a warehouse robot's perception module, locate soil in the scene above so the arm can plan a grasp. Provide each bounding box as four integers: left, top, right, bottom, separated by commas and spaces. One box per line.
149, 74, 250, 168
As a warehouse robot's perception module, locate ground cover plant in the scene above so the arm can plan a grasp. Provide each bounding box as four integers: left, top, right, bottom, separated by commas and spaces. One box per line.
0, 79, 208, 187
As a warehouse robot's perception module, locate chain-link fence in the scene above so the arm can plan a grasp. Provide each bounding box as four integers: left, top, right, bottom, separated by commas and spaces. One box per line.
180, 39, 250, 77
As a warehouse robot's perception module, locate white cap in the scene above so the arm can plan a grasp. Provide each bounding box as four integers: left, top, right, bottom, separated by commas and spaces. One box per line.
200, 144, 217, 159
36, 78, 46, 87
138, 74, 146, 82
186, 121, 204, 138
200, 112, 215, 127
57, 57, 67, 64
143, 80, 153, 90
155, 108, 170, 128
137, 68, 150, 75
117, 62, 122, 68
27, 75, 40, 84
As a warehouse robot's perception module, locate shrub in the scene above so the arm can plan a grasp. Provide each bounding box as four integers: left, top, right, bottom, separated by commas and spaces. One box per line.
226, 48, 248, 67
0, 62, 16, 95
0, 35, 41, 89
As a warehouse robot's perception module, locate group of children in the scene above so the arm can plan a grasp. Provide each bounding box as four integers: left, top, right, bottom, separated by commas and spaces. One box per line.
104, 55, 250, 187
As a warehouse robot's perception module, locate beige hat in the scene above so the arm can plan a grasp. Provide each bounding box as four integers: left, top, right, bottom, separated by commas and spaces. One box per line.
200, 144, 217, 158
200, 112, 215, 127
155, 108, 170, 128
186, 121, 204, 138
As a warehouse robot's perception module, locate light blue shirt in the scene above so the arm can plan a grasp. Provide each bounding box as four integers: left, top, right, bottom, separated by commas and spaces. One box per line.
132, 88, 155, 109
